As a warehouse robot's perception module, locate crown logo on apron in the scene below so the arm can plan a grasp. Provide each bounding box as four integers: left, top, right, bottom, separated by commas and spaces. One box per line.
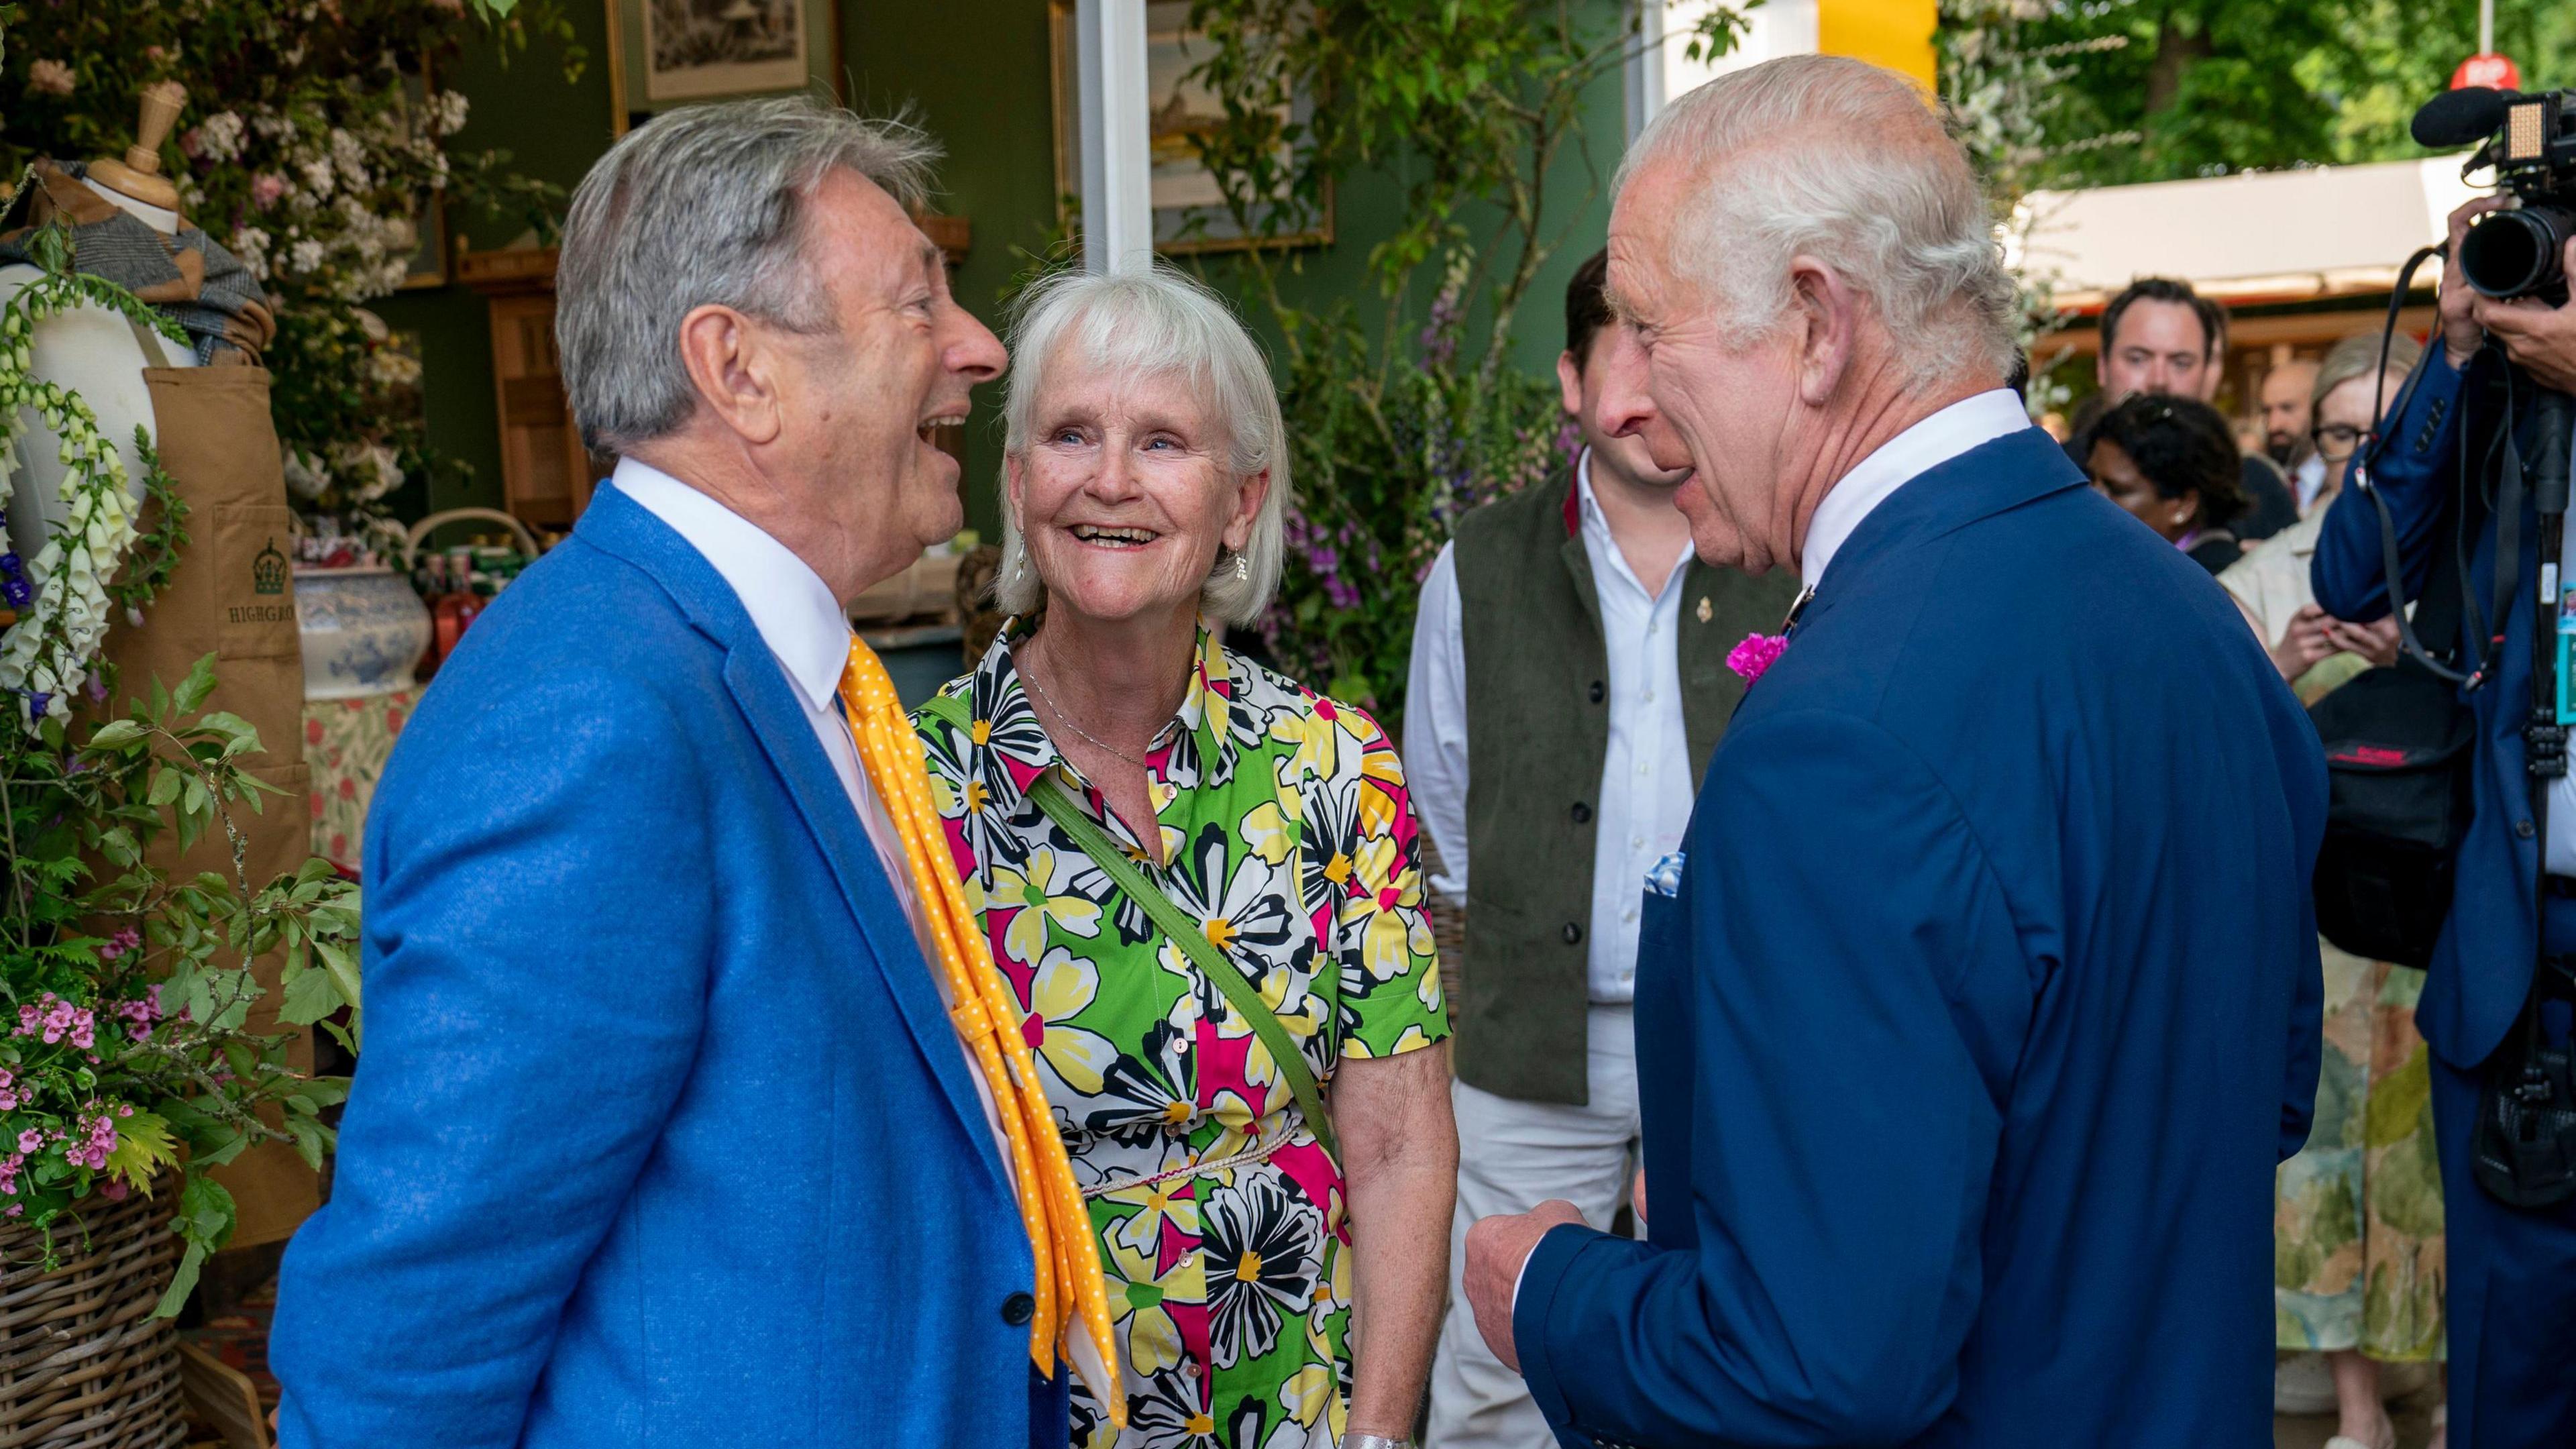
252, 538, 287, 596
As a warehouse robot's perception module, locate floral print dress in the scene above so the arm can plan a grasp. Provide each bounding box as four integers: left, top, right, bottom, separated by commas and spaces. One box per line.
914, 622, 1450, 1449
2273, 943, 2445, 1362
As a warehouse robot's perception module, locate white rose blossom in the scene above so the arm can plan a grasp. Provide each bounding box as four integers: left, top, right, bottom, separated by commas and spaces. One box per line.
196, 110, 246, 162
281, 449, 332, 501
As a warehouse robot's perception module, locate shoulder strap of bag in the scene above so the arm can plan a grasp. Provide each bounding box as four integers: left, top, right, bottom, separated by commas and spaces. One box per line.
919, 691, 1339, 1163
1026, 775, 1338, 1165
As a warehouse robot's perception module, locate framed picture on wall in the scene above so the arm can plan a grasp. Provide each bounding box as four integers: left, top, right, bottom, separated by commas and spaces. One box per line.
398, 197, 450, 290
1048, 0, 1331, 254
604, 0, 843, 136
398, 68, 450, 288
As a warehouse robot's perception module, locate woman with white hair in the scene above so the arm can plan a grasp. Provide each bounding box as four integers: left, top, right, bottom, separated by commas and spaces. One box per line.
912, 266, 1457, 1449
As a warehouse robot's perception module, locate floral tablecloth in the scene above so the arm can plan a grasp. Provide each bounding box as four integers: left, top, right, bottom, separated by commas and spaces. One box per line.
305, 689, 416, 875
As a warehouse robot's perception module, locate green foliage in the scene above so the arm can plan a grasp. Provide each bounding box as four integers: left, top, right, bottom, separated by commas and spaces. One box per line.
1999, 0, 2576, 189
2, 655, 366, 1308
0, 261, 191, 728
1171, 0, 1751, 719
0, 255, 362, 1306
0, 0, 578, 537
1249, 272, 1570, 711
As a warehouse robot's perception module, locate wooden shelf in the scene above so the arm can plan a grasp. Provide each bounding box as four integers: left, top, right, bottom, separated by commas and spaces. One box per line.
459, 246, 595, 529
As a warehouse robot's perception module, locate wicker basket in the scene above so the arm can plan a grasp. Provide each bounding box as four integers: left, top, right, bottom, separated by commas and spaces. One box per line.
0, 1187, 187, 1449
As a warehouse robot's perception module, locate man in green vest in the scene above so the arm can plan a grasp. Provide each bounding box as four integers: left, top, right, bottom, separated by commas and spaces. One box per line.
1411, 249, 1796, 1447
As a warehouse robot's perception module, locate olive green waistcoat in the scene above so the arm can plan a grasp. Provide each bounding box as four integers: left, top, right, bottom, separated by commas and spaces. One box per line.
1451, 472, 1798, 1105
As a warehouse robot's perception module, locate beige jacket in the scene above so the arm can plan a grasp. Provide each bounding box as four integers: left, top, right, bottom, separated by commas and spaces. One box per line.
2217, 505, 2383, 701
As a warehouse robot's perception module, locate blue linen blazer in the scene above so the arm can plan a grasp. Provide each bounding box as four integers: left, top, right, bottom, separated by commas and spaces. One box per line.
2310, 346, 2548, 1069
1512, 429, 2326, 1448
270, 481, 1049, 1448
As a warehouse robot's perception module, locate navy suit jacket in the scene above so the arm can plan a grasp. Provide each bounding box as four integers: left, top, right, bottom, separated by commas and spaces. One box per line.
1512, 429, 2326, 1448
270, 483, 1051, 1447
2311, 346, 2546, 1069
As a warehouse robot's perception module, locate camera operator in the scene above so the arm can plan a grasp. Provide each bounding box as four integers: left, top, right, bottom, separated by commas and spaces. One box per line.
2310, 195, 2576, 1448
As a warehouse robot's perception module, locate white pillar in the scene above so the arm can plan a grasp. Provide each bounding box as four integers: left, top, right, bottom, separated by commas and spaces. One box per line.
1076, 0, 1155, 276
1632, 0, 1821, 129
1625, 0, 1668, 143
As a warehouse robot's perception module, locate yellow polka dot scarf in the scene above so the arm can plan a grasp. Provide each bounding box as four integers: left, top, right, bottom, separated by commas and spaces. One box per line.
839, 637, 1122, 1424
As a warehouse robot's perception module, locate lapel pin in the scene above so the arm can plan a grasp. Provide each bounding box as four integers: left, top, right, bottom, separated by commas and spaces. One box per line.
1695, 596, 1713, 624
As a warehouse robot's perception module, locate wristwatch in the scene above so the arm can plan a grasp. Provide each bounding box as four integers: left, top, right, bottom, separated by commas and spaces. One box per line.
1341, 1435, 1411, 1449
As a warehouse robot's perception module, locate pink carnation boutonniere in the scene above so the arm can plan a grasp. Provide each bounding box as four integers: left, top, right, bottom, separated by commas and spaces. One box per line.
1726, 632, 1788, 684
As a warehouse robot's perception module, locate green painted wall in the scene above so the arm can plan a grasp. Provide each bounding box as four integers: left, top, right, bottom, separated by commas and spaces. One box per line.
386, 1, 1629, 535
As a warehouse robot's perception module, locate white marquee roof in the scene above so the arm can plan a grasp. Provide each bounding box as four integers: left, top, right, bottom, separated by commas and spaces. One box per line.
2017, 155, 2483, 313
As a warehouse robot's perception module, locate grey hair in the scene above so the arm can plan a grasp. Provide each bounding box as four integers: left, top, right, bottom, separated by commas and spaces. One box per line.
1615, 55, 2019, 388
555, 95, 939, 453
2312, 330, 2421, 409
994, 265, 1289, 627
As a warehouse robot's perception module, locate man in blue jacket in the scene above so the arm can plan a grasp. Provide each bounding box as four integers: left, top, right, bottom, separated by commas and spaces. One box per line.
2312, 192, 2576, 1448
267, 99, 1087, 1446
1462, 56, 2325, 1448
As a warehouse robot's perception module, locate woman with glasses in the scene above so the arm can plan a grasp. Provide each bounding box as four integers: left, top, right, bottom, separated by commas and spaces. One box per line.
2220, 330, 2449, 1449
2219, 333, 2419, 697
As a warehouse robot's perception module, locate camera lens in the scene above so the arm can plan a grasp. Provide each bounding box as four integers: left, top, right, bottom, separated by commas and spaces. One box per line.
2460, 205, 2576, 299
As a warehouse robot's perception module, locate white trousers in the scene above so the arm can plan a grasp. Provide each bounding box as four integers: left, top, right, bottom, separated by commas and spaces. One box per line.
1426, 1004, 1641, 1449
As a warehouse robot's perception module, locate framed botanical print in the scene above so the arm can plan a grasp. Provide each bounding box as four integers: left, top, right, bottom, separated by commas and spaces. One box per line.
1048, 0, 1331, 254
605, 0, 843, 136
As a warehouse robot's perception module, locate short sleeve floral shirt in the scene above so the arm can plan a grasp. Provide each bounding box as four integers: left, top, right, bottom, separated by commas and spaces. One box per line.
914, 620, 1449, 1449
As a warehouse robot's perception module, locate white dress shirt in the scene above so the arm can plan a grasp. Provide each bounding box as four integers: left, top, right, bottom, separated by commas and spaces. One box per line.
2292, 453, 2330, 515
1801, 388, 2037, 588
614, 459, 1014, 1183
1405, 449, 1696, 1004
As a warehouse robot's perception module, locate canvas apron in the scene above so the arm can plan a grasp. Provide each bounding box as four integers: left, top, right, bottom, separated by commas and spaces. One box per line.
98, 363, 316, 1248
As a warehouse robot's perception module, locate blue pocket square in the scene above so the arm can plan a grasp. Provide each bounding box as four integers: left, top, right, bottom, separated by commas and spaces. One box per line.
1646, 851, 1686, 898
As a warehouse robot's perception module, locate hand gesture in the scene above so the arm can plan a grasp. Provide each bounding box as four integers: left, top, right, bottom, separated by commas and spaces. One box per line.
1464, 1199, 1588, 1372
2270, 605, 2339, 682
2441, 195, 2511, 367
2472, 236, 2576, 394
2324, 614, 2404, 669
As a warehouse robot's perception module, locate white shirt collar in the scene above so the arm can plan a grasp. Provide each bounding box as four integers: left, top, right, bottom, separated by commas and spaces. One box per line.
1799, 388, 2034, 588
611, 456, 851, 712
1572, 447, 1691, 601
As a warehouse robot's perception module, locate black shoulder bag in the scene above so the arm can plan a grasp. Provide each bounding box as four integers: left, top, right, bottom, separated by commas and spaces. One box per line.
2308, 314, 2491, 969
2307, 494, 2479, 968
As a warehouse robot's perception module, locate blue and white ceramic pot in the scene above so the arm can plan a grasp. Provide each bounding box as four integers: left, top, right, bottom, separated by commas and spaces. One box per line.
295, 565, 431, 700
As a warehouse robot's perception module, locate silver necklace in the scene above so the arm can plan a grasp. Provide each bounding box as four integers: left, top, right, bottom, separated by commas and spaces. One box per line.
1014, 646, 1152, 770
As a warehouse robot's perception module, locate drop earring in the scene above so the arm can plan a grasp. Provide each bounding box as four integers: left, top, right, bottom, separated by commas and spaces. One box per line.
1233, 552, 1250, 582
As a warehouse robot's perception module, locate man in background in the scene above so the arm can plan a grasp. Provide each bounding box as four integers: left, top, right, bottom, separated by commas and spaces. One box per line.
1408, 248, 1794, 1448
1464, 56, 2322, 1448
2086, 276, 2300, 540
2312, 191, 2576, 1449
2259, 356, 2326, 511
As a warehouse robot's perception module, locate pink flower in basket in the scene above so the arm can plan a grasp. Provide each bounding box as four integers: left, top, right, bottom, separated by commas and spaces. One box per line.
1726, 632, 1788, 684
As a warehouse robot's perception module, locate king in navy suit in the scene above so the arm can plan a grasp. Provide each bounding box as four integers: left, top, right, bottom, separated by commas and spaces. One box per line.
1464, 57, 2326, 1448
267, 101, 1081, 1446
